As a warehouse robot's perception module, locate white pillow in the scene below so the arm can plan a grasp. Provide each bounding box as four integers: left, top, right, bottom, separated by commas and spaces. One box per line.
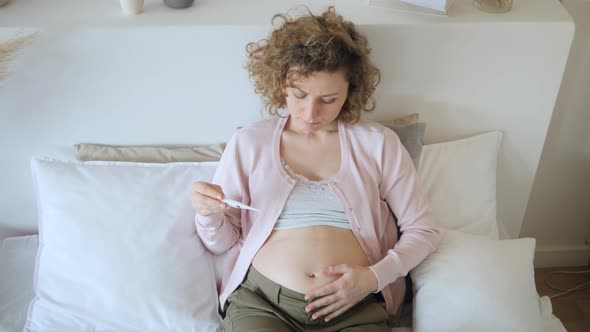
418, 131, 502, 239
26, 158, 222, 332
411, 230, 543, 332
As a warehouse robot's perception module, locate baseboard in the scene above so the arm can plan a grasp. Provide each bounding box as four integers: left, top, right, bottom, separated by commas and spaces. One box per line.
534, 245, 590, 268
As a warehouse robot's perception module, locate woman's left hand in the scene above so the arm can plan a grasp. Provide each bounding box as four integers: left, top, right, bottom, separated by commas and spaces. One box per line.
304, 264, 378, 322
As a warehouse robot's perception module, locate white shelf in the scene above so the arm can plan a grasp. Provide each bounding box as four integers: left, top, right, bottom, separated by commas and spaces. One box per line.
0, 0, 572, 28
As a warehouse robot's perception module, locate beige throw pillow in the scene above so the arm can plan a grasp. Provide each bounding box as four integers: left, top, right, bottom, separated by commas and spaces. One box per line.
73, 143, 225, 163
73, 113, 420, 163
388, 113, 419, 125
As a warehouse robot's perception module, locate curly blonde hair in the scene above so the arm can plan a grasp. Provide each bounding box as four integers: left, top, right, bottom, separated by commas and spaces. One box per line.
246, 6, 381, 124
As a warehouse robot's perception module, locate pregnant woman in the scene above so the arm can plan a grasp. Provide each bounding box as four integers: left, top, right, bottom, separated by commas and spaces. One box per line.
192, 6, 440, 331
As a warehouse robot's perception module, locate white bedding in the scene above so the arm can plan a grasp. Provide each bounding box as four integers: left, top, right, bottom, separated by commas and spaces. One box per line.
0, 236, 37, 332
0, 235, 566, 332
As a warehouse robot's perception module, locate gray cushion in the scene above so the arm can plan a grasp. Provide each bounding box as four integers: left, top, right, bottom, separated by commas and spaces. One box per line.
384, 122, 427, 168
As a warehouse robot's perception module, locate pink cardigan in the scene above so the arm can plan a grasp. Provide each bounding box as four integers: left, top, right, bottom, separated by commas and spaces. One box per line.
195, 116, 440, 326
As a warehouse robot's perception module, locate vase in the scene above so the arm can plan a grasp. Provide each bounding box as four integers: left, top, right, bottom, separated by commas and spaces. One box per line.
473, 0, 512, 13
120, 0, 144, 15
163, 0, 195, 9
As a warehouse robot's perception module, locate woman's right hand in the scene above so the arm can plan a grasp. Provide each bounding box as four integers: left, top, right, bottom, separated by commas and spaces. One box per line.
191, 182, 229, 216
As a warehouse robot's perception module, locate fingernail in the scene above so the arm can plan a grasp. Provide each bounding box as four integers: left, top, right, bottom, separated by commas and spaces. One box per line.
325, 318, 330, 322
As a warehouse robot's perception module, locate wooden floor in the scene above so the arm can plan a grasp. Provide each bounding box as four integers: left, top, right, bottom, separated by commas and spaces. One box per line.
535, 266, 590, 332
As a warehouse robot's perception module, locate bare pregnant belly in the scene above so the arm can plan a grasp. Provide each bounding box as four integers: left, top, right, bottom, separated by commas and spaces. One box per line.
251, 226, 370, 294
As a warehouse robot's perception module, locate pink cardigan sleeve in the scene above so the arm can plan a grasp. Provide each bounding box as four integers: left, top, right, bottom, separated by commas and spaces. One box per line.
195, 133, 246, 255
369, 129, 441, 292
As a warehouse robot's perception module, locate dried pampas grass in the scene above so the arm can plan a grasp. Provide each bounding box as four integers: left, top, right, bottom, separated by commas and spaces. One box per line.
0, 32, 38, 81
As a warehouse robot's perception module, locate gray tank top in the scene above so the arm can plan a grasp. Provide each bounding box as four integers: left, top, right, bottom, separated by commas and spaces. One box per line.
274, 161, 351, 230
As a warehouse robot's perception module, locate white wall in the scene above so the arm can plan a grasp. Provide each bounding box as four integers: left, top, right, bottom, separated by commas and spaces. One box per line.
520, 0, 590, 267
0, 0, 581, 266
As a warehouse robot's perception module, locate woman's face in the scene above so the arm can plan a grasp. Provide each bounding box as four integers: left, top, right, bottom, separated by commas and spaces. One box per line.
284, 69, 349, 133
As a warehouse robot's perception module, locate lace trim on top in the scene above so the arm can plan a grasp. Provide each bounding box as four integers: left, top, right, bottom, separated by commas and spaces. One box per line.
275, 160, 350, 230
281, 160, 333, 192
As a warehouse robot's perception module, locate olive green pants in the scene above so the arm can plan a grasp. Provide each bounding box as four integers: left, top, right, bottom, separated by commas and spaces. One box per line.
222, 266, 389, 331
